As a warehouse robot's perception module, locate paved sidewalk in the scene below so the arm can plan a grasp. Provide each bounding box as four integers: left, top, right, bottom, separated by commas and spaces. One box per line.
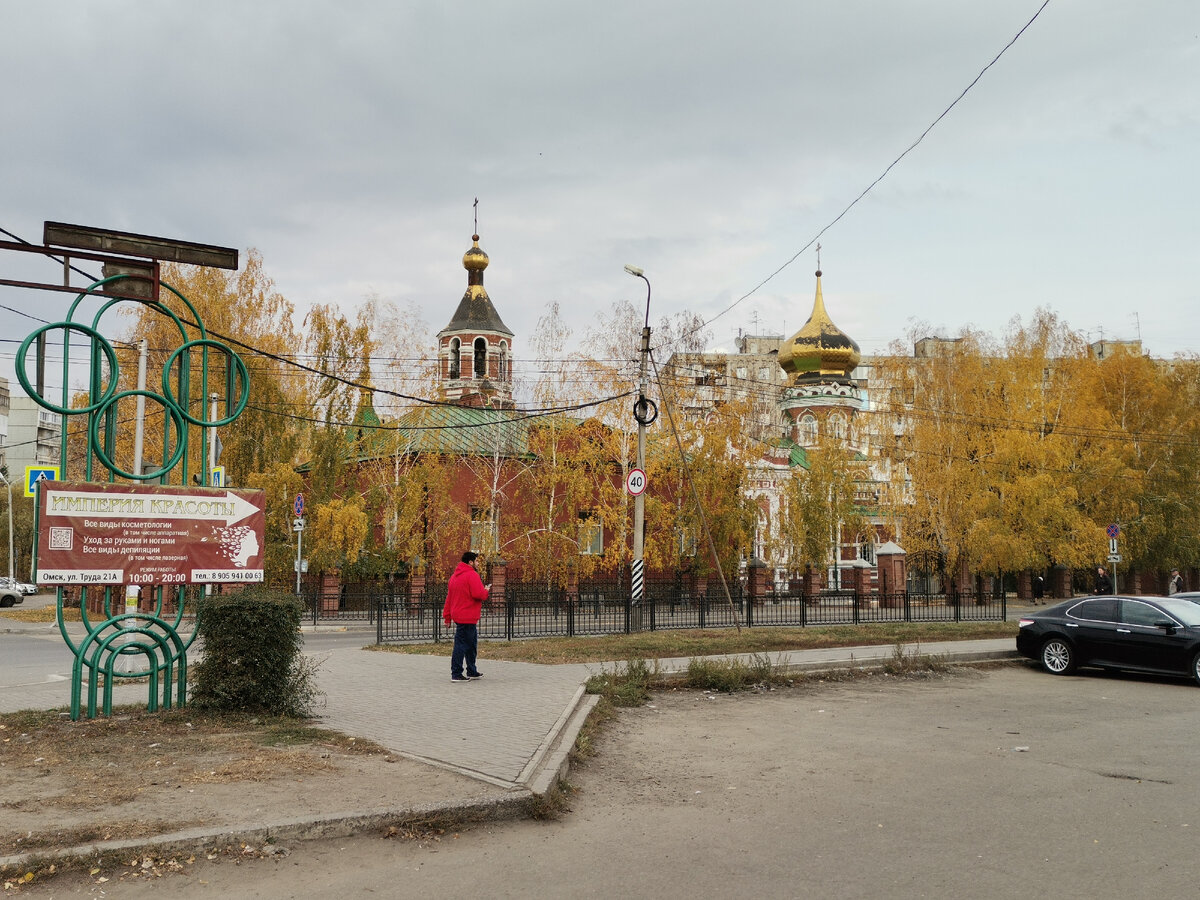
1, 617, 1020, 867
2, 617, 1018, 792
312, 648, 597, 791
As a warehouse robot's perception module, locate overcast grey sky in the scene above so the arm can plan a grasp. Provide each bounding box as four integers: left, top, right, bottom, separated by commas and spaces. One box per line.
2, 1, 1197, 398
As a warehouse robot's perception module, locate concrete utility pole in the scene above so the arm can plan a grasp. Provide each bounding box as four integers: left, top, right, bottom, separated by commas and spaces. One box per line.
0, 470, 13, 580
624, 265, 653, 622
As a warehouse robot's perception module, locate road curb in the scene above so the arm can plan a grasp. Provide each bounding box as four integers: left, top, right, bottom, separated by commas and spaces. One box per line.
0, 792, 533, 871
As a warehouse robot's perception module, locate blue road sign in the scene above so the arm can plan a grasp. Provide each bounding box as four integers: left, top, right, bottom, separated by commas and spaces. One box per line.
24, 465, 59, 498
294, 494, 304, 517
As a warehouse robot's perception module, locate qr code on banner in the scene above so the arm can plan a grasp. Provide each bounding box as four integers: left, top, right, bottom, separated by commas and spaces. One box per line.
48, 527, 73, 550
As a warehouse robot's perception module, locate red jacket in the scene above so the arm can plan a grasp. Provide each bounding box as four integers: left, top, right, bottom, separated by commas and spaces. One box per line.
442, 562, 489, 625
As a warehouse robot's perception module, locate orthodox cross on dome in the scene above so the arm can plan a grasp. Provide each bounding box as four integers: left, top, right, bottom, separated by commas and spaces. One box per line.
473, 197, 479, 234
816, 242, 821, 271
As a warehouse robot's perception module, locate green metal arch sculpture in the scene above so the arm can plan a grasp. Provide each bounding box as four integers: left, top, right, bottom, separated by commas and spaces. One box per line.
19, 272, 249, 719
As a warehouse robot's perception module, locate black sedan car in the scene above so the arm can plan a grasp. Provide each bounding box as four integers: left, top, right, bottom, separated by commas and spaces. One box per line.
1017, 595, 1200, 685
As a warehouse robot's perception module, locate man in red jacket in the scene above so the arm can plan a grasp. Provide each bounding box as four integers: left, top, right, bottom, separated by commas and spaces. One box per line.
443, 551, 490, 682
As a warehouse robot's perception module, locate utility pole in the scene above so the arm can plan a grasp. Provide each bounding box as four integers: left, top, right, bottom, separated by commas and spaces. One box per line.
624, 265, 655, 627
119, 338, 149, 673
208, 393, 219, 484
0, 470, 13, 580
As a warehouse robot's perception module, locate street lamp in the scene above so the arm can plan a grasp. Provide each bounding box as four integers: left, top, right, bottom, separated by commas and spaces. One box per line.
0, 470, 14, 580
624, 265, 652, 618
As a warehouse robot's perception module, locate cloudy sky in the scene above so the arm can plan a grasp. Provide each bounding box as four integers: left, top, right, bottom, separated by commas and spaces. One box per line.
2, 0, 1197, 400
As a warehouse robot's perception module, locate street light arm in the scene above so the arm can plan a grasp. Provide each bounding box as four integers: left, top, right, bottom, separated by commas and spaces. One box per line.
624, 264, 651, 330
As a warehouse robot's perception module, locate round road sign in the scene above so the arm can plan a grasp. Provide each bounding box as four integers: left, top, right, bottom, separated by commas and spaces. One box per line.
295, 494, 305, 517
626, 467, 647, 496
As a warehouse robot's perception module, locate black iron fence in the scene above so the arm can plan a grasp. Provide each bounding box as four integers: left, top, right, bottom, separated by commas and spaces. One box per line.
318, 575, 1010, 644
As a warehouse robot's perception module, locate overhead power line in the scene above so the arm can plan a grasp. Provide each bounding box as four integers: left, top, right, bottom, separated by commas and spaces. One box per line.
662, 0, 1053, 353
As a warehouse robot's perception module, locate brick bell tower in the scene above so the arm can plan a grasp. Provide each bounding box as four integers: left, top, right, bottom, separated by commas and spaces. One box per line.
436, 231, 515, 409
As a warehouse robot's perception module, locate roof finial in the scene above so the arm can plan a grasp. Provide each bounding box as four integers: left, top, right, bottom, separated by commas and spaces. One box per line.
816, 242, 822, 275
473, 197, 479, 236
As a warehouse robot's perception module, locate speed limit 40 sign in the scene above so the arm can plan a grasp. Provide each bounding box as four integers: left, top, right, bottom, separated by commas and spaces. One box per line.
626, 467, 647, 496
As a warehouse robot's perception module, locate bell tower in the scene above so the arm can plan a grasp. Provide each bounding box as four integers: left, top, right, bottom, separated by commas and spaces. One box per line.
436, 231, 515, 409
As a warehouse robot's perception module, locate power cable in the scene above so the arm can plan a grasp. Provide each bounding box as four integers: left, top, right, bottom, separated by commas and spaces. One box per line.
660, 0, 1054, 353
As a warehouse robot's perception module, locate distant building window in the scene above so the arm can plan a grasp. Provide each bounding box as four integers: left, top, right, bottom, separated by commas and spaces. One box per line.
474, 338, 488, 379
800, 414, 818, 445
758, 367, 771, 381
678, 528, 698, 558
470, 506, 497, 555
828, 413, 847, 440
498, 341, 509, 381
578, 511, 603, 555
449, 339, 461, 379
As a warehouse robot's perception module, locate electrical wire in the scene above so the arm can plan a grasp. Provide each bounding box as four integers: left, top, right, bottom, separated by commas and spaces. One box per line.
658, 0, 1054, 353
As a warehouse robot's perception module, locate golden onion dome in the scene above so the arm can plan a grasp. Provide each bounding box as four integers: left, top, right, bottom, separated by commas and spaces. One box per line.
463, 235, 489, 272
777, 270, 861, 380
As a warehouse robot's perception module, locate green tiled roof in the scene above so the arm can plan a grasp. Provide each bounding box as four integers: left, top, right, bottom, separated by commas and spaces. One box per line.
775, 436, 811, 469
388, 405, 532, 458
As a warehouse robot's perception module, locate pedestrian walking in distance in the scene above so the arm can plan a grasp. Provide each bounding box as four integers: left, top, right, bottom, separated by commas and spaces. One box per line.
443, 551, 490, 683
1094, 566, 1112, 595
1169, 569, 1183, 595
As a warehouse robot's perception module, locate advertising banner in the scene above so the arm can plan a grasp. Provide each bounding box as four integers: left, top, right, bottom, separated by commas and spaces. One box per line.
35, 481, 266, 586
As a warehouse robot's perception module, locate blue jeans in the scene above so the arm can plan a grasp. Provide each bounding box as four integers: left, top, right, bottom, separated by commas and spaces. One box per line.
451, 623, 479, 677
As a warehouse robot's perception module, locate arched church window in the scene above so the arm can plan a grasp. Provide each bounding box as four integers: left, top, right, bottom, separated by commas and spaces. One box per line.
499, 341, 509, 381
828, 413, 847, 440
449, 338, 460, 379
473, 338, 488, 379
800, 414, 818, 445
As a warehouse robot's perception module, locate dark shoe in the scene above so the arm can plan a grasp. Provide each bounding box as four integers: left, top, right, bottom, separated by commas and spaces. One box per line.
466, 671, 484, 679
451, 674, 469, 683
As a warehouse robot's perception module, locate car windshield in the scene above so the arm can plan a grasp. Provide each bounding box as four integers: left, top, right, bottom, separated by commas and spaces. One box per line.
1152, 597, 1200, 627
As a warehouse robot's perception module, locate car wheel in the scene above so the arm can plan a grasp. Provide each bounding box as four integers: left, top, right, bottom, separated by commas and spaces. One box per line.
0, 595, 13, 608
1041, 637, 1076, 675
1191, 651, 1200, 688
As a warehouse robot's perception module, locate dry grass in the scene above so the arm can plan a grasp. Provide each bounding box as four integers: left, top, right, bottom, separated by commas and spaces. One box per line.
0, 604, 82, 623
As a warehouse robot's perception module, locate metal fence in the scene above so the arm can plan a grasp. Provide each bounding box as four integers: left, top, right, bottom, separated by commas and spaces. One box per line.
353, 575, 1007, 644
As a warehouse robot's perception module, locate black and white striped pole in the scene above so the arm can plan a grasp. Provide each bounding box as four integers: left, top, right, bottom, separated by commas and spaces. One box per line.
624, 265, 656, 628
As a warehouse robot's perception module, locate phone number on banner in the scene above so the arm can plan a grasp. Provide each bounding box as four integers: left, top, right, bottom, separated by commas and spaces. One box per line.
191, 570, 265, 583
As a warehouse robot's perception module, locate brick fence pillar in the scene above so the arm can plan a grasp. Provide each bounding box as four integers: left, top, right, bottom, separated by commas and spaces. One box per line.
852, 563, 872, 596
877, 543, 907, 608
321, 570, 341, 613
748, 557, 768, 603
566, 564, 578, 607
408, 567, 426, 615
1049, 565, 1071, 600
487, 558, 506, 608
1124, 568, 1141, 595
802, 567, 823, 603
1017, 570, 1032, 601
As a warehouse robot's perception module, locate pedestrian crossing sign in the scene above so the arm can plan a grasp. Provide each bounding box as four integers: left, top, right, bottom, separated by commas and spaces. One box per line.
24, 465, 59, 498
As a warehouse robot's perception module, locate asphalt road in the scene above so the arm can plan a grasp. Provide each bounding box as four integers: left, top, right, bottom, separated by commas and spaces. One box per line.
34, 664, 1200, 899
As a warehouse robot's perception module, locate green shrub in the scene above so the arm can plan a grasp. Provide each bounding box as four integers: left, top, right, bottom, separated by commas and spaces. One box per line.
190, 588, 321, 717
